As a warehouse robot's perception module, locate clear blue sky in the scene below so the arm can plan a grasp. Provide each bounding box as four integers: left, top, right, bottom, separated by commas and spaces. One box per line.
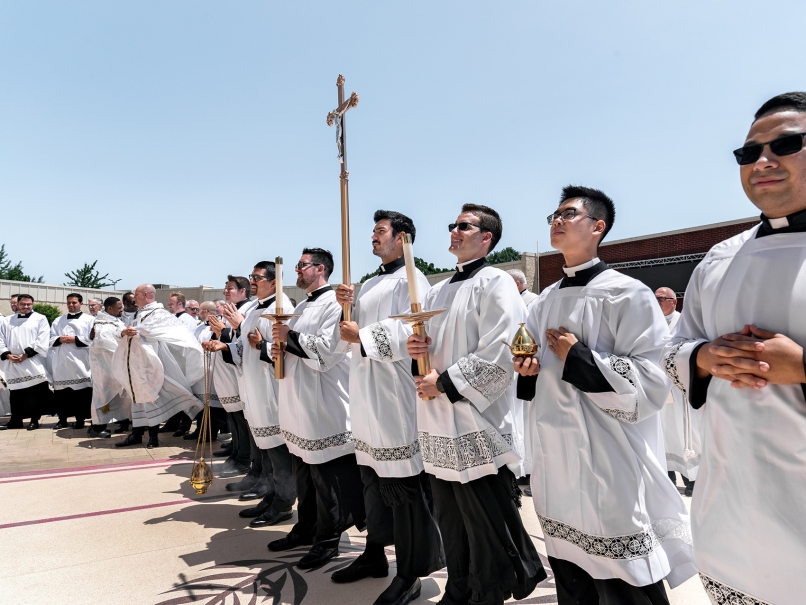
1, 1, 803, 289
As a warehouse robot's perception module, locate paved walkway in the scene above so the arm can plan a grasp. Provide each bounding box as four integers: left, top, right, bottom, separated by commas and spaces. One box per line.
0, 418, 709, 605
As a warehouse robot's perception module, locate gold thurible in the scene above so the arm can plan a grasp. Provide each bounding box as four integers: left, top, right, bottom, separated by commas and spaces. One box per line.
190, 350, 216, 495
502, 323, 538, 356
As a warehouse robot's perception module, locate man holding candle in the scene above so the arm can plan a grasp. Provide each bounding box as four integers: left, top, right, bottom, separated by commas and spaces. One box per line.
407, 204, 544, 605
332, 211, 444, 605
269, 248, 365, 569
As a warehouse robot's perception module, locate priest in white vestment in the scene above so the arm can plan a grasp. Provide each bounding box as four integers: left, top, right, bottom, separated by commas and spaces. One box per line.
516, 188, 694, 605
168, 292, 199, 333
408, 204, 544, 605
655, 287, 700, 496
663, 93, 806, 605
268, 248, 365, 570
89, 297, 132, 435
208, 262, 298, 527
49, 293, 95, 430
330, 210, 444, 604
0, 314, 11, 418
0, 295, 51, 430
112, 284, 203, 449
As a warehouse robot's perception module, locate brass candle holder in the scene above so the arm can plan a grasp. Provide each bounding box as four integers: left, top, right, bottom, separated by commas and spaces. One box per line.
502, 323, 538, 356
389, 306, 446, 401
261, 310, 300, 380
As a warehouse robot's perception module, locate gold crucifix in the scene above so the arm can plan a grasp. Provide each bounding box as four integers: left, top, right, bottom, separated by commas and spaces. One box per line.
327, 74, 359, 322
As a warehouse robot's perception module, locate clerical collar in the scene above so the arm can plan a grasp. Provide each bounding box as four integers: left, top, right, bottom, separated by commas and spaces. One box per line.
449, 257, 489, 284
563, 257, 601, 277
257, 294, 277, 309
67, 312, 83, 319
175, 311, 186, 318
307, 285, 332, 301
757, 208, 806, 238
17, 312, 32, 319
234, 299, 248, 309
379, 256, 405, 275
665, 310, 679, 325
559, 260, 609, 289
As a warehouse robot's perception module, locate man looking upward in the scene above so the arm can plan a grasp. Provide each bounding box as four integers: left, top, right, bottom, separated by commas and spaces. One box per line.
664, 91, 806, 605
515, 187, 694, 604
407, 204, 544, 605
332, 211, 444, 605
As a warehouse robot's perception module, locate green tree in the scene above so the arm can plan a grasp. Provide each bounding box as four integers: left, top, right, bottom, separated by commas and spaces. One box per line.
64, 261, 117, 289
414, 257, 453, 275
33, 303, 61, 325
486, 246, 521, 264
0, 244, 44, 283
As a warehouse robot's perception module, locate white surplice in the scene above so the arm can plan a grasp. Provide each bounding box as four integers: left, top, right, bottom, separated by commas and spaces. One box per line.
0, 315, 9, 415
175, 311, 199, 333
122, 310, 136, 327
215, 299, 258, 413
416, 260, 523, 484
525, 264, 695, 588
111, 302, 203, 427
227, 293, 293, 448
89, 311, 132, 424
49, 312, 94, 391
0, 312, 51, 390
663, 223, 806, 605
514, 289, 540, 477
190, 323, 223, 410
334, 261, 431, 477
278, 287, 352, 464
659, 311, 701, 480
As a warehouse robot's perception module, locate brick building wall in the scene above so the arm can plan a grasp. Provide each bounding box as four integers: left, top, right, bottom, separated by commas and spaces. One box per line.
536, 217, 760, 293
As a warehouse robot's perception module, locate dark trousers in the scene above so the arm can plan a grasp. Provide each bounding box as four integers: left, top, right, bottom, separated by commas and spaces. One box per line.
8, 381, 49, 426
229, 411, 252, 466
55, 386, 92, 425
261, 444, 297, 511
549, 557, 670, 605
360, 465, 445, 578
667, 471, 691, 488
430, 466, 546, 605
290, 452, 366, 545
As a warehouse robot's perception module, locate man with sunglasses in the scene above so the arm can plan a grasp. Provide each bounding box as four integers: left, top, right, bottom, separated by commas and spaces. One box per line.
663, 92, 806, 605
515, 187, 694, 605
407, 204, 545, 605
205, 263, 298, 526
330, 210, 444, 605
268, 248, 365, 570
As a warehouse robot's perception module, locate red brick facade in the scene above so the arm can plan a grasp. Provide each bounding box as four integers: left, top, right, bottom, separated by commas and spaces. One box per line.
536, 218, 760, 292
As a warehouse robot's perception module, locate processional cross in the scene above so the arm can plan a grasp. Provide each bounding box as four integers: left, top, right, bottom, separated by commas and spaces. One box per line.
327, 74, 359, 322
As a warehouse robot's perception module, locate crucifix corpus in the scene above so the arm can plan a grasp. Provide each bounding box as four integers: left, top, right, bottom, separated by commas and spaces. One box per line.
326, 74, 359, 322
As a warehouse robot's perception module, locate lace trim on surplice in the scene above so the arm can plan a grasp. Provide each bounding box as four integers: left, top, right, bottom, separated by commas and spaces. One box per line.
281, 429, 353, 452
663, 342, 687, 394
699, 574, 770, 605
252, 425, 281, 438
368, 323, 394, 361
354, 438, 420, 462
456, 353, 510, 402
418, 427, 513, 472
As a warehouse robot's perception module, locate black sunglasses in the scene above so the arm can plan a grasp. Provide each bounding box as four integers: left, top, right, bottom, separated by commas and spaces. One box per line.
448, 222, 486, 232
733, 133, 806, 165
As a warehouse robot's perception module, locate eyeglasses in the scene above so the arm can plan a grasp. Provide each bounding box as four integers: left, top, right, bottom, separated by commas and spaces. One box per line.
733, 133, 806, 165
295, 261, 322, 270
248, 274, 267, 282
546, 208, 599, 225
655, 296, 676, 302
448, 222, 485, 232
187, 307, 199, 312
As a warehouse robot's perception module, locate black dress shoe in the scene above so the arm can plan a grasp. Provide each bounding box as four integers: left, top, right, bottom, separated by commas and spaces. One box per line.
72, 421, 85, 430
297, 543, 339, 570
522, 485, 532, 497
99, 430, 112, 438
113, 423, 130, 434
249, 507, 293, 528
172, 429, 186, 437
115, 433, 143, 447
53, 422, 69, 430
239, 482, 269, 501
88, 427, 110, 438
218, 458, 250, 478
267, 532, 314, 552
213, 448, 231, 458
331, 553, 389, 583
239, 497, 274, 518
684, 481, 695, 497
26, 422, 40, 431
183, 430, 200, 441
226, 472, 261, 493
374, 577, 421, 605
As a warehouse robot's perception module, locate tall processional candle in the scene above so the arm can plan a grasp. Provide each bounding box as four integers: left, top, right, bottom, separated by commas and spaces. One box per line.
274, 256, 286, 380
402, 233, 432, 382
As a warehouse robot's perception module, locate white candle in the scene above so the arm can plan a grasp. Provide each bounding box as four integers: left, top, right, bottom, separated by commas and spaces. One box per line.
275, 256, 283, 312
401, 234, 420, 308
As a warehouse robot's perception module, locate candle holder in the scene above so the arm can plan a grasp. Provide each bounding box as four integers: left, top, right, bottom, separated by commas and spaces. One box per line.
260, 311, 301, 379
389, 306, 447, 401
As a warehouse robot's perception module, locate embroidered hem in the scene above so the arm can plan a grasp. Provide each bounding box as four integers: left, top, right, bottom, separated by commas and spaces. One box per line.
354, 439, 420, 462
699, 574, 770, 605
281, 429, 353, 452
418, 427, 513, 472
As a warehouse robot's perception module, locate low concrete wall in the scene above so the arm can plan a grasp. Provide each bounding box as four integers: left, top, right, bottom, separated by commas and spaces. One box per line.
0, 279, 126, 316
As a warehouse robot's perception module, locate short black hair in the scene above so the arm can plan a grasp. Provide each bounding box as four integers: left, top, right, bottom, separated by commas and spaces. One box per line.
754, 91, 806, 121
226, 275, 251, 298
253, 261, 276, 282
67, 293, 83, 303
103, 296, 120, 310
461, 203, 503, 251
302, 248, 334, 279
17, 294, 34, 303
10, 293, 20, 300
558, 185, 616, 243
373, 210, 416, 243
122, 291, 135, 301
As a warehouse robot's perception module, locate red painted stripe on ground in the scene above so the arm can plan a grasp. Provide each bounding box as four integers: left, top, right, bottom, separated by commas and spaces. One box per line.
0, 457, 194, 479
0, 499, 193, 529
0, 460, 194, 484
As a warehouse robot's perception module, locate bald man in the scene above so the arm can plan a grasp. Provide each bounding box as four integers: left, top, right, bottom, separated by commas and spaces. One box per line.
112, 284, 204, 448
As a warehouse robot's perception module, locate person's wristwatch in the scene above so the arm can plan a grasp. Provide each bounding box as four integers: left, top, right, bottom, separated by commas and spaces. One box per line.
435, 376, 445, 393
257, 339, 266, 351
